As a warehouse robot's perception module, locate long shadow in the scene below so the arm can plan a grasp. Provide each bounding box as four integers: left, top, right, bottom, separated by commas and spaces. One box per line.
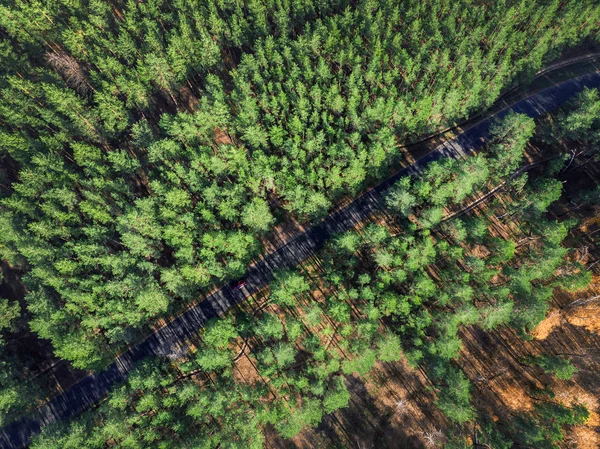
2, 71, 600, 449
318, 374, 426, 448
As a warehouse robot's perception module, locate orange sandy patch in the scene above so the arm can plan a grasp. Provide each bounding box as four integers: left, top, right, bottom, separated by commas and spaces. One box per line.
532, 304, 600, 339
532, 309, 563, 340
492, 380, 534, 412
532, 299, 600, 340
565, 301, 600, 335
534, 275, 600, 339
567, 426, 599, 449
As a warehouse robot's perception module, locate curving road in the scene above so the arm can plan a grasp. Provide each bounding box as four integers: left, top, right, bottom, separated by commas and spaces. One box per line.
2, 68, 600, 449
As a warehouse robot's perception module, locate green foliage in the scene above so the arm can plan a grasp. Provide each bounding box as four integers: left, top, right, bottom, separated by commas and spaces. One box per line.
197, 348, 232, 372
270, 270, 310, 306
273, 343, 296, 368
0, 297, 19, 343
276, 398, 323, 439
559, 263, 592, 292
333, 232, 362, 255
31, 359, 265, 449
478, 419, 513, 449
547, 87, 600, 148
323, 377, 351, 414
242, 198, 275, 232
376, 332, 402, 362
511, 401, 589, 449
480, 300, 514, 330
434, 366, 476, 424
488, 112, 536, 179
0, 356, 36, 427
203, 317, 238, 350
342, 349, 376, 376
385, 178, 416, 217
0, 0, 598, 444
256, 314, 284, 341
530, 355, 578, 381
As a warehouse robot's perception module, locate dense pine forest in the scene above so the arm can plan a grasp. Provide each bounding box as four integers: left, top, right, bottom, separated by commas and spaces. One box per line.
1, 0, 600, 448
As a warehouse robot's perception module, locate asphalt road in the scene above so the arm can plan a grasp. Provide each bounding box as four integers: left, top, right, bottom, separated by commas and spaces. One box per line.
2, 70, 600, 449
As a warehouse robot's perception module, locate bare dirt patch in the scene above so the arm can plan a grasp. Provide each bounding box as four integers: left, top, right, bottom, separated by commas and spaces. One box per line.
532, 309, 562, 340
568, 427, 599, 449
492, 379, 535, 413
565, 301, 600, 335
179, 84, 199, 110
213, 127, 233, 146
579, 207, 600, 234
534, 275, 600, 339
233, 351, 263, 385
